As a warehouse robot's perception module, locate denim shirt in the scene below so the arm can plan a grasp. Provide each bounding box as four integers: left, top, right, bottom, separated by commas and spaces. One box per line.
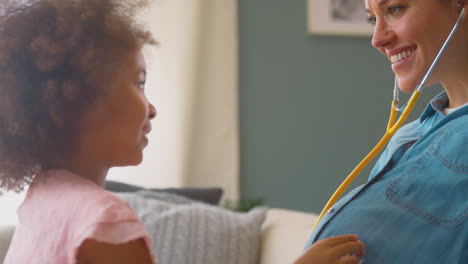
305, 92, 468, 263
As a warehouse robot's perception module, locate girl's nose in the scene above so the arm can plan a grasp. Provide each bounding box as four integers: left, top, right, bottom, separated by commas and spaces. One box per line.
148, 104, 157, 119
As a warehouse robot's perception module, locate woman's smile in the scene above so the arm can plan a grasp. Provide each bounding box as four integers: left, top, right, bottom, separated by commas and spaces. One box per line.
387, 46, 416, 64
389, 47, 417, 72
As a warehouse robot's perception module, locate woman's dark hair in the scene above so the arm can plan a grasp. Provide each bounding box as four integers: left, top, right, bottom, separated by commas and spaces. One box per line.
0, 0, 156, 193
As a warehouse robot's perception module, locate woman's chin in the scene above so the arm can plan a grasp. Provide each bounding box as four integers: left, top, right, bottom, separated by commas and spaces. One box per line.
397, 79, 420, 94
399, 87, 416, 94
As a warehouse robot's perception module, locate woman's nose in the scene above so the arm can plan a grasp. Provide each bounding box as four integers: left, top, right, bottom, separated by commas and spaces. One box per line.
371, 21, 395, 48
148, 103, 157, 119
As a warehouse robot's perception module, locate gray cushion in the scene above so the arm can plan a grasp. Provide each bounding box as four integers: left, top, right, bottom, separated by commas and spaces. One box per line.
116, 191, 267, 264
105, 180, 223, 205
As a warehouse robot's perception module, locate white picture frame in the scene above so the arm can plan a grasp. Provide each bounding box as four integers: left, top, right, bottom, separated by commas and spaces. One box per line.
307, 0, 373, 36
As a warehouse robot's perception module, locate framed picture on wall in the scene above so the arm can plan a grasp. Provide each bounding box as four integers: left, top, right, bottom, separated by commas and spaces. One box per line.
307, 0, 373, 36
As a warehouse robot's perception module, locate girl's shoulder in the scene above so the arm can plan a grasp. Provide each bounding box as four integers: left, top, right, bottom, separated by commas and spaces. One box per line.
23, 169, 138, 224
10, 170, 153, 264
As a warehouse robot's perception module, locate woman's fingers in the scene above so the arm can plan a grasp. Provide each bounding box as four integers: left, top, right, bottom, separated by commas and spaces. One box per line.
302, 235, 365, 264
338, 255, 363, 264
333, 240, 365, 258
316, 235, 365, 263
316, 234, 360, 247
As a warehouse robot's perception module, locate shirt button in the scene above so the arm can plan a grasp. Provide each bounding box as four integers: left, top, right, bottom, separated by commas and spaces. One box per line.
327, 208, 335, 214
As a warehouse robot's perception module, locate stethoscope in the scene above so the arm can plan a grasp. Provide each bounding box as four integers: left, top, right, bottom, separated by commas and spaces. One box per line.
312, 7, 467, 232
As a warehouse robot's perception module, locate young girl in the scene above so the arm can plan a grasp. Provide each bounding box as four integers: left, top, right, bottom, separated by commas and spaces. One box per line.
0, 0, 364, 263
1, 0, 157, 263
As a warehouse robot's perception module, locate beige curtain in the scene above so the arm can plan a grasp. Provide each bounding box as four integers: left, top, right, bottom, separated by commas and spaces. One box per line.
108, 0, 239, 201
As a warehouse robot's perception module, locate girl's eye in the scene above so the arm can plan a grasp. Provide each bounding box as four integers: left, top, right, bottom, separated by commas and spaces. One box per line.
367, 16, 376, 26
388, 5, 406, 16
137, 81, 146, 90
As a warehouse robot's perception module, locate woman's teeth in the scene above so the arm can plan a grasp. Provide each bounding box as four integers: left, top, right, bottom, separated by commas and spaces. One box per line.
390, 48, 415, 64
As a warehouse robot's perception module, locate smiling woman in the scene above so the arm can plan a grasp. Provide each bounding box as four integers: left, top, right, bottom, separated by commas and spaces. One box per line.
297, 0, 468, 263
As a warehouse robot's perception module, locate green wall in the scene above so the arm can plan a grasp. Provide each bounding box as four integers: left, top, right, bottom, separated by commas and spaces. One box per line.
238, 0, 441, 213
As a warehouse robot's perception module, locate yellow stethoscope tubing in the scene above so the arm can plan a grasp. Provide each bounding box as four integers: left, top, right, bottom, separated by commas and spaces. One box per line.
311, 91, 421, 231
311, 7, 466, 232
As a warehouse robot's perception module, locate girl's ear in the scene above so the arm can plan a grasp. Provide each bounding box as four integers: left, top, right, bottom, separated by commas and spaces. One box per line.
458, 1, 468, 9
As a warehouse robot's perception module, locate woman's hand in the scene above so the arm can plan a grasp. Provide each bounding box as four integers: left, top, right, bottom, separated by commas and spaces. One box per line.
293, 234, 365, 264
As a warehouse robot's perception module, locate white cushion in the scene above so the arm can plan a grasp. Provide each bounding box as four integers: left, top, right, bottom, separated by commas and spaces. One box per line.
259, 208, 318, 264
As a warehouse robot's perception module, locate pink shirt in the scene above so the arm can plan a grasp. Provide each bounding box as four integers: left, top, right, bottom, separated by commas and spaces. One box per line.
4, 169, 156, 264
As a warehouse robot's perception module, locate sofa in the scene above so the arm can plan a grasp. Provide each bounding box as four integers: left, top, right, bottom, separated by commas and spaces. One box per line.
0, 181, 318, 264
0, 208, 317, 264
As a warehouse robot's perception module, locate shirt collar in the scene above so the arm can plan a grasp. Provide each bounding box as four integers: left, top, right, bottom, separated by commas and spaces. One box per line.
419, 91, 448, 122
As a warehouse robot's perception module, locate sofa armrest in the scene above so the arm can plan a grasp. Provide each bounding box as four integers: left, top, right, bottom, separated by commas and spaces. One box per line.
0, 225, 15, 263
259, 208, 318, 264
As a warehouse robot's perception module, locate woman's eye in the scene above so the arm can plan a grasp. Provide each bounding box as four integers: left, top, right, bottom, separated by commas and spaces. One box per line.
367, 16, 376, 26
388, 5, 405, 16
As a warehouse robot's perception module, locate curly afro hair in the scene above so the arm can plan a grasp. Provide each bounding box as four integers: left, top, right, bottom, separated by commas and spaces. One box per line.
0, 0, 156, 193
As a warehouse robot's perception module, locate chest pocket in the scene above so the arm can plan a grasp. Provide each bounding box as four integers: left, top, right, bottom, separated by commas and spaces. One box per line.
386, 130, 468, 230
